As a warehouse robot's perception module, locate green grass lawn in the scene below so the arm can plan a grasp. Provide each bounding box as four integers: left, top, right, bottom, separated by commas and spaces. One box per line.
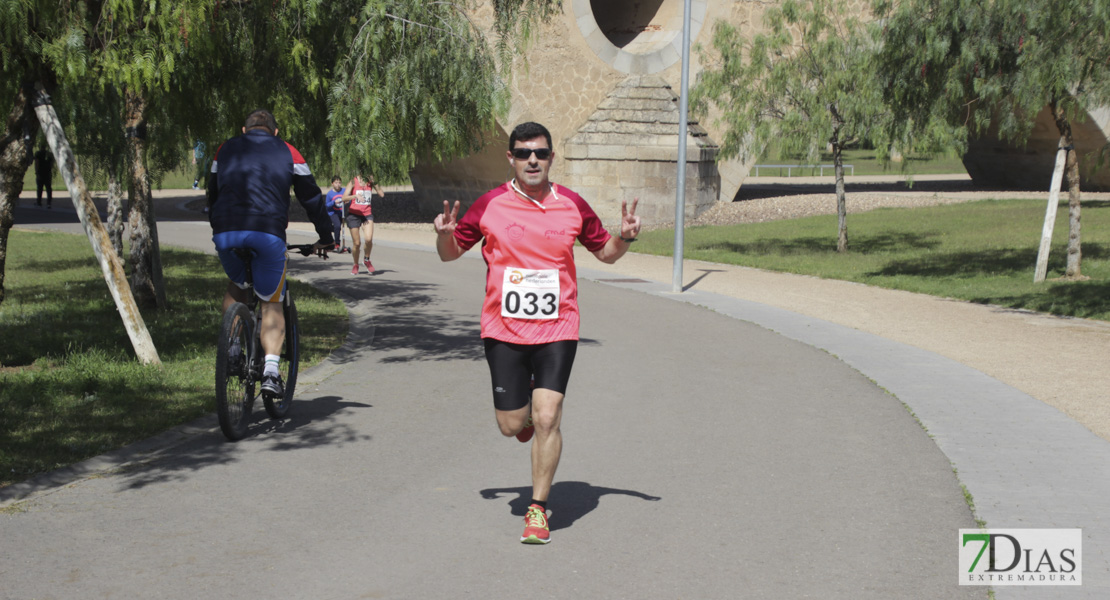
0, 231, 348, 487
754, 147, 968, 177
639, 198, 1110, 321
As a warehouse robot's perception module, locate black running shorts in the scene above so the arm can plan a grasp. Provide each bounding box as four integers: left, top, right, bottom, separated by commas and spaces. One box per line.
345, 212, 373, 228
482, 339, 578, 412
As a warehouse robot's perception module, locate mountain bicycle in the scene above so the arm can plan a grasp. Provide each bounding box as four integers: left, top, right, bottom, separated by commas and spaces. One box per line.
214, 243, 327, 441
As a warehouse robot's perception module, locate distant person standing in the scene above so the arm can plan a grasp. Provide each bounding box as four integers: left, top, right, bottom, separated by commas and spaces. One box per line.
341, 173, 384, 275
192, 140, 207, 190
34, 145, 54, 209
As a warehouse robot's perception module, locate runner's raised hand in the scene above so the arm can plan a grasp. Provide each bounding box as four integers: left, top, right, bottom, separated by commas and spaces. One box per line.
435, 200, 460, 236
620, 199, 641, 240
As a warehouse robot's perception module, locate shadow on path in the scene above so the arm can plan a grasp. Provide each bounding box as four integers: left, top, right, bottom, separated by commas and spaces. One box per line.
684, 269, 726, 292
480, 481, 661, 532
285, 255, 485, 364
118, 394, 372, 491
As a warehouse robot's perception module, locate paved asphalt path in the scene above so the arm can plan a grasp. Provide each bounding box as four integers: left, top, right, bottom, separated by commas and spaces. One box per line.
4, 201, 987, 598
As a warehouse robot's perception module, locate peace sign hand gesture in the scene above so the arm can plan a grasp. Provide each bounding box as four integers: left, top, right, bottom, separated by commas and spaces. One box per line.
435, 200, 460, 237
620, 198, 642, 241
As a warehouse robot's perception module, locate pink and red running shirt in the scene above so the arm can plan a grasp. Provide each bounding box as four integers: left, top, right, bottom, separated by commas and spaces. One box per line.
453, 182, 611, 344
348, 177, 374, 217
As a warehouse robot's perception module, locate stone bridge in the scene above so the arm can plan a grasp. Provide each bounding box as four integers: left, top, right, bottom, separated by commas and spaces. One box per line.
408, 0, 1109, 224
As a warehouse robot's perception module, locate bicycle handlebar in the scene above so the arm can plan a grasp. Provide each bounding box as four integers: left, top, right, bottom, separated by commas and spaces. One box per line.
287, 243, 331, 259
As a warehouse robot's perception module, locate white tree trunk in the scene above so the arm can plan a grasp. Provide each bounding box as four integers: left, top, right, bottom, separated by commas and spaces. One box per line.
32, 84, 161, 365
1033, 144, 1068, 283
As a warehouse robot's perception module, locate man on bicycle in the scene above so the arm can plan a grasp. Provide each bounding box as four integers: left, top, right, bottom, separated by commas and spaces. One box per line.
207, 109, 333, 396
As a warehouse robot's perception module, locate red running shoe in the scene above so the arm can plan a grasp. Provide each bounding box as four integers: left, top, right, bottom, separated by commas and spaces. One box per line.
364, 260, 374, 274
350, 264, 359, 275
516, 415, 534, 443
521, 504, 550, 544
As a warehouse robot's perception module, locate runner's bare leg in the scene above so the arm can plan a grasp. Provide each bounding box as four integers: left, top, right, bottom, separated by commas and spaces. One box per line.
495, 406, 530, 437
349, 226, 362, 265
361, 221, 374, 261
529, 388, 564, 502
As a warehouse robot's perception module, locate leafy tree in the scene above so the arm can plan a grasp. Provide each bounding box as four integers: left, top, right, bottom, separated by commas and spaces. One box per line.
0, 1, 212, 310
56, 82, 130, 256
184, 0, 561, 182
692, 0, 890, 252
186, 0, 563, 182
875, 0, 1110, 279
327, 1, 510, 181
32, 82, 162, 364
0, 0, 560, 316
0, 85, 36, 307
0, 1, 62, 307
84, 1, 218, 308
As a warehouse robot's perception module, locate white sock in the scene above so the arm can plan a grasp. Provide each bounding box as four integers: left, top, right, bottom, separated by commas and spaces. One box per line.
264, 355, 280, 377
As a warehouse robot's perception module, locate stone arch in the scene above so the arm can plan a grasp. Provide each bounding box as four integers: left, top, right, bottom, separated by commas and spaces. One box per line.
573, 0, 708, 74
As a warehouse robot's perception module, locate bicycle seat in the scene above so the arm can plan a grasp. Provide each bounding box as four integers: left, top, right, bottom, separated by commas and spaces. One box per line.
231, 247, 257, 261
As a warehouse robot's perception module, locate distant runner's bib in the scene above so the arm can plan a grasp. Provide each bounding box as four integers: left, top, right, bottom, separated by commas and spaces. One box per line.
501, 267, 559, 320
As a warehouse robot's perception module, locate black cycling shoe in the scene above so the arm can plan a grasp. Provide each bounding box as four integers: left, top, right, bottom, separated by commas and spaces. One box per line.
260, 373, 284, 397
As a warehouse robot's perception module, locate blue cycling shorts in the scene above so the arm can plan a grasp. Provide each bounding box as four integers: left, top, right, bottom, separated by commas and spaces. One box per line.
213, 231, 287, 303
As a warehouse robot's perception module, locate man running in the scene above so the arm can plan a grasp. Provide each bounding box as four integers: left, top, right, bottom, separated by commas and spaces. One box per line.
207, 109, 333, 396
433, 121, 641, 544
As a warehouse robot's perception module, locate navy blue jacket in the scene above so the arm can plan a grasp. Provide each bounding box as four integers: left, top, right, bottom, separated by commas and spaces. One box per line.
207, 129, 331, 242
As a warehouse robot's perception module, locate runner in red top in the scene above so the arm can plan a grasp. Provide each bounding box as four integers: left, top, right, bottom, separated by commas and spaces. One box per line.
340, 174, 385, 275
434, 122, 641, 544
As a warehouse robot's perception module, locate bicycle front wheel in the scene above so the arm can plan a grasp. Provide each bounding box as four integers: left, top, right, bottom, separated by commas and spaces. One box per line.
216, 303, 255, 440
264, 293, 299, 419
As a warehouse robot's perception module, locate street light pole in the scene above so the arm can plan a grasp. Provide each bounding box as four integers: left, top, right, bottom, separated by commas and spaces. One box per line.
672, 0, 693, 293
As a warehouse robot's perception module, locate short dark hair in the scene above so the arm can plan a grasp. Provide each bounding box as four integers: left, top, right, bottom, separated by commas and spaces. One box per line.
331, 175, 342, 182
244, 109, 278, 134
509, 122, 552, 151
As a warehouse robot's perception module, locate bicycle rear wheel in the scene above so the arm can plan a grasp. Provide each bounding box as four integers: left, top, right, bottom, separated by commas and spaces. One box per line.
216, 303, 255, 440
264, 293, 299, 419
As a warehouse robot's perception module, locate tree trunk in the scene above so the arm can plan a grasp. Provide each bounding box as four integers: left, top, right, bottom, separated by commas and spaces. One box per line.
1063, 144, 1082, 278
106, 162, 125, 258
1033, 143, 1068, 283
832, 135, 848, 253
1052, 102, 1084, 279
0, 84, 36, 308
32, 83, 161, 365
123, 88, 167, 309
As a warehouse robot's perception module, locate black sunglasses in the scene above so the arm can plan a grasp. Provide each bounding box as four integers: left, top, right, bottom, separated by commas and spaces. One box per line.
511, 147, 552, 160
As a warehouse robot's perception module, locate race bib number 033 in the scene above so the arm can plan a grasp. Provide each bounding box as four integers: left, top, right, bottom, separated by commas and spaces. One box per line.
502, 268, 559, 320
